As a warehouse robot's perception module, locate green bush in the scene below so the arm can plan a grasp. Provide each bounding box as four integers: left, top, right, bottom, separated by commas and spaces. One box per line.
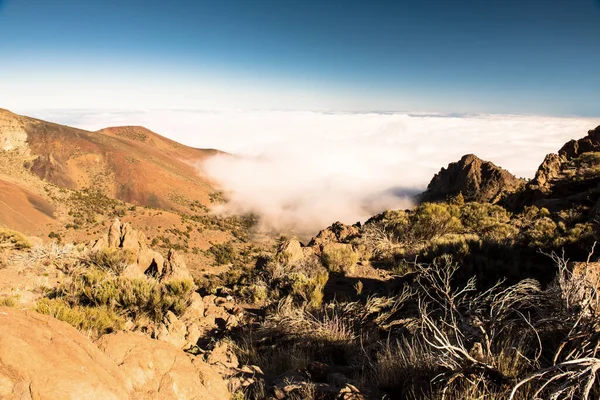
289, 271, 329, 309
35, 298, 124, 337
209, 242, 237, 265
56, 268, 194, 322
321, 245, 357, 274
83, 248, 136, 275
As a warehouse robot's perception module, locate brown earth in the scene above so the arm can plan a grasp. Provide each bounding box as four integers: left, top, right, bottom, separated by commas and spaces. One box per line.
0, 178, 54, 234
0, 108, 241, 275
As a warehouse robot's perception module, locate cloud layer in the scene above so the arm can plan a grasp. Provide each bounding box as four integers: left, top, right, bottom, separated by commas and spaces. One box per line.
27, 109, 600, 235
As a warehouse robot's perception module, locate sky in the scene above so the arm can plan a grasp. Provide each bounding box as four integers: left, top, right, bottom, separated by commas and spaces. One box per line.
1, 0, 599, 115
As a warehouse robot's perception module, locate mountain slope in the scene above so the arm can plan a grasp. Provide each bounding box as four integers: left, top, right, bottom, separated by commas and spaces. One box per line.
1, 110, 220, 211
0, 109, 236, 267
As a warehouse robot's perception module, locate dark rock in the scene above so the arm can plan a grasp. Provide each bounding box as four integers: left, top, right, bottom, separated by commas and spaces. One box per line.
421, 154, 524, 204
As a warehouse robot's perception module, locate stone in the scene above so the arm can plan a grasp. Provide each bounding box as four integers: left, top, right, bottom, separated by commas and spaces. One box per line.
278, 238, 304, 264
0, 307, 128, 400
108, 218, 122, 248
97, 331, 229, 400
156, 311, 188, 349
161, 249, 193, 282
421, 154, 524, 204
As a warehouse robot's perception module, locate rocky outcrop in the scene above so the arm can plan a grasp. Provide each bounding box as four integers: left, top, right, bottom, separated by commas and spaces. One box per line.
0, 307, 129, 400
0, 307, 232, 400
162, 249, 193, 282
89, 218, 176, 281
558, 126, 600, 160
511, 126, 600, 213
421, 154, 524, 204
0, 109, 28, 153
309, 222, 361, 249
97, 332, 230, 400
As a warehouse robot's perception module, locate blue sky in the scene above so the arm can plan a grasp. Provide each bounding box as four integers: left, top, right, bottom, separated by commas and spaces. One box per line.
1, 0, 599, 115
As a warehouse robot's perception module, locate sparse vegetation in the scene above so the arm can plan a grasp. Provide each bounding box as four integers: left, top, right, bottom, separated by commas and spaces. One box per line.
0, 228, 32, 250
51, 266, 194, 322
35, 298, 124, 338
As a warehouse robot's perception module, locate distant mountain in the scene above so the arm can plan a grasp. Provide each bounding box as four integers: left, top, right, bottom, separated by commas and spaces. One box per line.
0, 109, 220, 210
420, 153, 524, 204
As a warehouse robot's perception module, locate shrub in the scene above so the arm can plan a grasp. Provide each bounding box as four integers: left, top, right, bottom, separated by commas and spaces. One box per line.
459, 202, 517, 241
0, 228, 32, 250
321, 245, 357, 274
241, 283, 269, 304
410, 203, 462, 242
82, 248, 136, 275
289, 271, 329, 309
35, 298, 124, 338
55, 268, 194, 322
209, 242, 237, 265
0, 295, 19, 307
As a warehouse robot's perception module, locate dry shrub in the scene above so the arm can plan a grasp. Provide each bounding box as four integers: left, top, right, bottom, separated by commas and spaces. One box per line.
321, 245, 357, 274
0, 228, 32, 250
82, 248, 136, 275
0, 295, 19, 307
55, 267, 194, 322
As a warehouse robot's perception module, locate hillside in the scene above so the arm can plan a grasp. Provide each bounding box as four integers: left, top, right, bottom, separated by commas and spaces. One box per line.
0, 109, 255, 276
0, 109, 220, 210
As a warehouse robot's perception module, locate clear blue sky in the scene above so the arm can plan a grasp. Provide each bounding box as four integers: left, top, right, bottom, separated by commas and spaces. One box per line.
0, 0, 599, 115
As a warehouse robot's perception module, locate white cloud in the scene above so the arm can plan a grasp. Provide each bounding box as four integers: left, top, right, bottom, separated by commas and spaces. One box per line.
21, 109, 600, 235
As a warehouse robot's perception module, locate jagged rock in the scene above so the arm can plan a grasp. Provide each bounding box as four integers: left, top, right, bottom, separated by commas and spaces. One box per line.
558, 126, 600, 160
108, 218, 122, 248
161, 249, 193, 282
183, 292, 205, 320
156, 311, 188, 349
97, 332, 229, 400
91, 236, 108, 252
421, 154, 524, 204
511, 126, 600, 213
278, 238, 304, 264
309, 222, 361, 248
139, 248, 165, 276
0, 307, 129, 400
120, 223, 139, 253
120, 263, 146, 279
532, 153, 563, 190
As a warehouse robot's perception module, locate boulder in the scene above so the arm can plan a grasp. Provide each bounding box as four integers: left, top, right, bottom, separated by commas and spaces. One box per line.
421, 154, 524, 204
161, 249, 193, 282
108, 218, 122, 248
278, 238, 304, 264
156, 311, 189, 349
0, 307, 129, 400
206, 341, 239, 369
97, 332, 229, 400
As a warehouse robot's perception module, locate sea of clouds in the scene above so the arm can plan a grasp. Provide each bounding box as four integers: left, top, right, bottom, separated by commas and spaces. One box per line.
27, 109, 600, 235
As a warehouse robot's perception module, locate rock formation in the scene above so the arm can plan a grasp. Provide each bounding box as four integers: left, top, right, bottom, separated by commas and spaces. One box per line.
512, 126, 600, 213
0, 307, 129, 400
97, 332, 229, 400
421, 154, 524, 204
